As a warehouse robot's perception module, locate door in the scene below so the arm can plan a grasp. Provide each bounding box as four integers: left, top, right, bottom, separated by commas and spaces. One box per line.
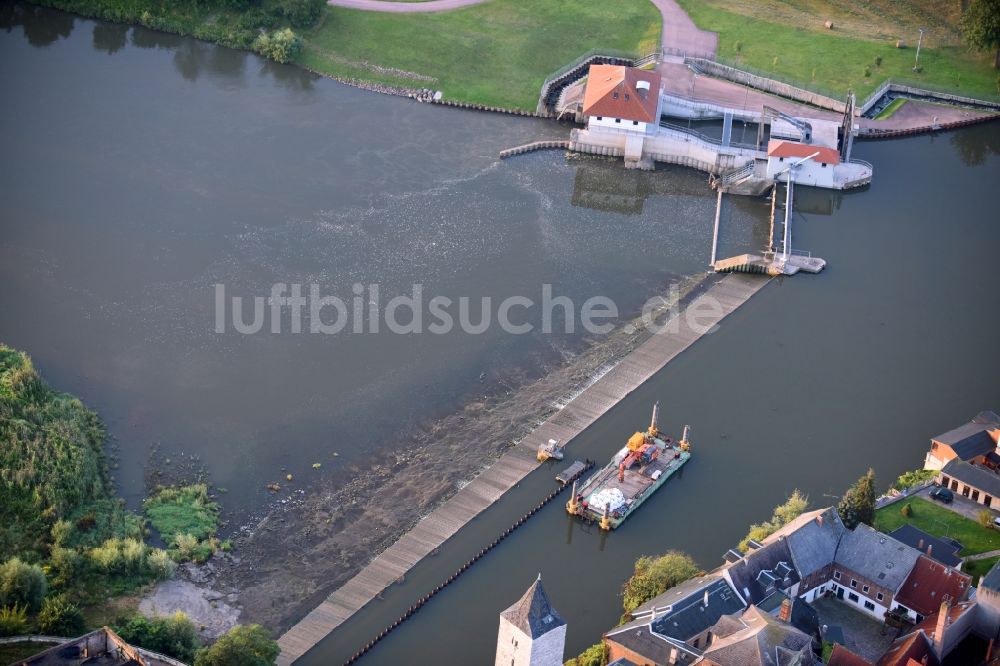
837, 587, 844, 600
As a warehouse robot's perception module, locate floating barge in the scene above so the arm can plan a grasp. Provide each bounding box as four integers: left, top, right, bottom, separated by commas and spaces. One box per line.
567, 402, 690, 530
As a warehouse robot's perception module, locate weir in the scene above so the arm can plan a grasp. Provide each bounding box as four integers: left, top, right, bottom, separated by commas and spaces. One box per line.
275, 273, 769, 665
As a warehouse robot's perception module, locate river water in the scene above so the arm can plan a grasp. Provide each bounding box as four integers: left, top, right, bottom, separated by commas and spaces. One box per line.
2, 5, 999, 665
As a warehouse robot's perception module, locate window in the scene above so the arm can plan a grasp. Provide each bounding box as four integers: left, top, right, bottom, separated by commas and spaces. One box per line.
851, 579, 858, 589
612, 91, 619, 99
863, 585, 870, 594
633, 121, 639, 126
615, 118, 621, 124
596, 116, 602, 121
849, 593, 859, 603
821, 163, 827, 168
877, 592, 884, 601
833, 571, 841, 581
779, 157, 785, 162
973, 490, 980, 502
864, 601, 876, 611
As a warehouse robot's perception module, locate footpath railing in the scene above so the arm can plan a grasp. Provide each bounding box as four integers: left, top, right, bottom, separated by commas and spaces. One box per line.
684, 57, 847, 113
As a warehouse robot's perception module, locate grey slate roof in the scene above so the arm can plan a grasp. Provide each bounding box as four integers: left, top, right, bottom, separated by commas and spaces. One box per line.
768, 507, 847, 578
649, 578, 746, 642
702, 606, 816, 666
500, 576, 566, 639
834, 524, 920, 593
941, 459, 1000, 498
630, 572, 728, 617
757, 591, 820, 639
979, 557, 1000, 592
726, 538, 801, 605
887, 524, 963, 568
933, 412, 999, 459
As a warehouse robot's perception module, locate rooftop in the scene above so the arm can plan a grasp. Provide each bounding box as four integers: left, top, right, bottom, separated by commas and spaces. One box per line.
766, 139, 841, 165
894, 555, 970, 617
766, 507, 846, 579
933, 412, 1000, 457
876, 629, 940, 666
941, 459, 1000, 498
582, 64, 661, 124
726, 538, 800, 605
14, 628, 149, 666
701, 605, 816, 666
500, 575, 566, 639
827, 644, 874, 666
887, 525, 963, 568
834, 524, 920, 593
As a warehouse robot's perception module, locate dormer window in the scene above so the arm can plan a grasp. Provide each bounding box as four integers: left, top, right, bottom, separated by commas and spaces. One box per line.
612, 91, 619, 99
624, 93, 630, 101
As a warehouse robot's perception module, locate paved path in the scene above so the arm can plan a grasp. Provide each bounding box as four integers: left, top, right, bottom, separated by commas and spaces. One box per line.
649, 0, 716, 56
964, 548, 1000, 562
326, 0, 491, 12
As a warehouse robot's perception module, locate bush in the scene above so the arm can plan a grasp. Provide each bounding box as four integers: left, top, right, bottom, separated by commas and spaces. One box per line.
622, 551, 701, 614
90, 539, 123, 573
194, 624, 280, 666
116, 612, 202, 663
147, 549, 177, 580
0, 604, 29, 637
979, 509, 994, 528
48, 547, 81, 588
0, 557, 48, 612
51, 520, 73, 548
739, 490, 809, 552
901, 503, 913, 518
252, 28, 302, 64
37, 594, 85, 636
892, 469, 937, 492
566, 641, 607, 666
174, 533, 199, 560
274, 0, 325, 28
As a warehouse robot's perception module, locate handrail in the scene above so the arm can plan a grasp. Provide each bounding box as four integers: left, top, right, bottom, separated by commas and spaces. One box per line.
657, 120, 761, 151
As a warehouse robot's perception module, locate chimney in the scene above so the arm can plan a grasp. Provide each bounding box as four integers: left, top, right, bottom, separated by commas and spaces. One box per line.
933, 599, 951, 656
816, 514, 824, 527
918, 538, 925, 550
779, 598, 792, 623
927, 544, 934, 557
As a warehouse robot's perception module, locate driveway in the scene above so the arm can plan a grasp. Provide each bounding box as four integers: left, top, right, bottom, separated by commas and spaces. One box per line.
648, 0, 717, 56
913, 484, 1000, 522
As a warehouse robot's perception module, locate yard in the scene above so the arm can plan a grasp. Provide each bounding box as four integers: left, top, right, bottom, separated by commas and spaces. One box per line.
298, 0, 662, 110
964, 555, 1000, 586
675, 0, 1000, 101
875, 497, 1000, 556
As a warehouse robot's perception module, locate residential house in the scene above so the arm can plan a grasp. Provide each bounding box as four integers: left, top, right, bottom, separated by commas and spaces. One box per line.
923, 411, 1000, 471
876, 629, 940, 666
938, 458, 1000, 509
826, 644, 874, 666
605, 574, 746, 665
724, 537, 800, 606
756, 592, 819, 641
887, 525, 963, 569
762, 507, 846, 603
698, 605, 816, 666
828, 524, 921, 619
893, 555, 971, 623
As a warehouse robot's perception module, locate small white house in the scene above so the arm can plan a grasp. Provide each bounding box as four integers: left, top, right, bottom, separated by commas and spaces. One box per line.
765, 140, 842, 189
582, 64, 662, 135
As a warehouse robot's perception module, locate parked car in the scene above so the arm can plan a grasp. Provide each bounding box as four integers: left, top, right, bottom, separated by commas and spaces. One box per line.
930, 487, 954, 503
993, 517, 1000, 529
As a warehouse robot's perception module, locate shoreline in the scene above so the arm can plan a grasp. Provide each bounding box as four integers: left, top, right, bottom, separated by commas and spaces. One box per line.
272, 272, 771, 664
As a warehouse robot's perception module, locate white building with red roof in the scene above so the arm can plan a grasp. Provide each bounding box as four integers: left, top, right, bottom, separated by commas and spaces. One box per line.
581, 64, 662, 135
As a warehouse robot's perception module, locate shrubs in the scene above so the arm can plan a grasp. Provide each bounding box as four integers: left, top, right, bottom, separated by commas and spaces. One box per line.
892, 469, 937, 492
901, 503, 913, 518
739, 490, 809, 552
566, 641, 607, 666
87, 538, 175, 581
0, 558, 47, 612
979, 509, 994, 528
194, 624, 280, 666
0, 604, 29, 637
622, 551, 702, 614
253, 28, 302, 64
115, 612, 202, 663
37, 594, 85, 636
147, 549, 177, 580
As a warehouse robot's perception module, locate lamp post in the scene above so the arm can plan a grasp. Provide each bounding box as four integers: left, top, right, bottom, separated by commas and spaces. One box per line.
913, 28, 926, 72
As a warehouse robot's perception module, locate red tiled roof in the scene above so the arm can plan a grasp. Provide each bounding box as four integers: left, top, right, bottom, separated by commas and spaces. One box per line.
912, 600, 976, 638
582, 64, 661, 124
895, 556, 971, 617
767, 139, 841, 165
828, 643, 875, 666
876, 630, 940, 666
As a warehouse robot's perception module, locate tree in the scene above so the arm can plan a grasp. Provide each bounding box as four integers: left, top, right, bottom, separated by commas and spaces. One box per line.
621, 551, 702, 614
979, 509, 994, 528
838, 469, 877, 530
891, 469, 936, 492
0, 557, 47, 612
739, 490, 809, 552
194, 625, 280, 666
962, 0, 1000, 69
116, 612, 201, 663
565, 641, 607, 666
37, 594, 85, 636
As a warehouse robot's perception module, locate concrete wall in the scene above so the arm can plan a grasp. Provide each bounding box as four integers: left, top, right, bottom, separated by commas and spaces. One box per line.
684, 58, 847, 113
589, 116, 648, 133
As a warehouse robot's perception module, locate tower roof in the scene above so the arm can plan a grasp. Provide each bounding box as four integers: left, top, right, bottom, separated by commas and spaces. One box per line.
501, 575, 566, 639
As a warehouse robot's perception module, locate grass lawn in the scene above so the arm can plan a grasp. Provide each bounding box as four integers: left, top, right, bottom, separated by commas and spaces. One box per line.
875, 497, 1000, 556
675, 0, 999, 101
298, 0, 662, 110
874, 97, 907, 119
964, 555, 1000, 587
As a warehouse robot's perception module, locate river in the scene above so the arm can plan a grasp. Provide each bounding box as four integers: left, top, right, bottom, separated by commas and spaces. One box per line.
2, 5, 999, 665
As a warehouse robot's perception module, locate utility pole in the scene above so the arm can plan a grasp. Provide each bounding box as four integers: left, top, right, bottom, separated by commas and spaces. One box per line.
913, 28, 926, 72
